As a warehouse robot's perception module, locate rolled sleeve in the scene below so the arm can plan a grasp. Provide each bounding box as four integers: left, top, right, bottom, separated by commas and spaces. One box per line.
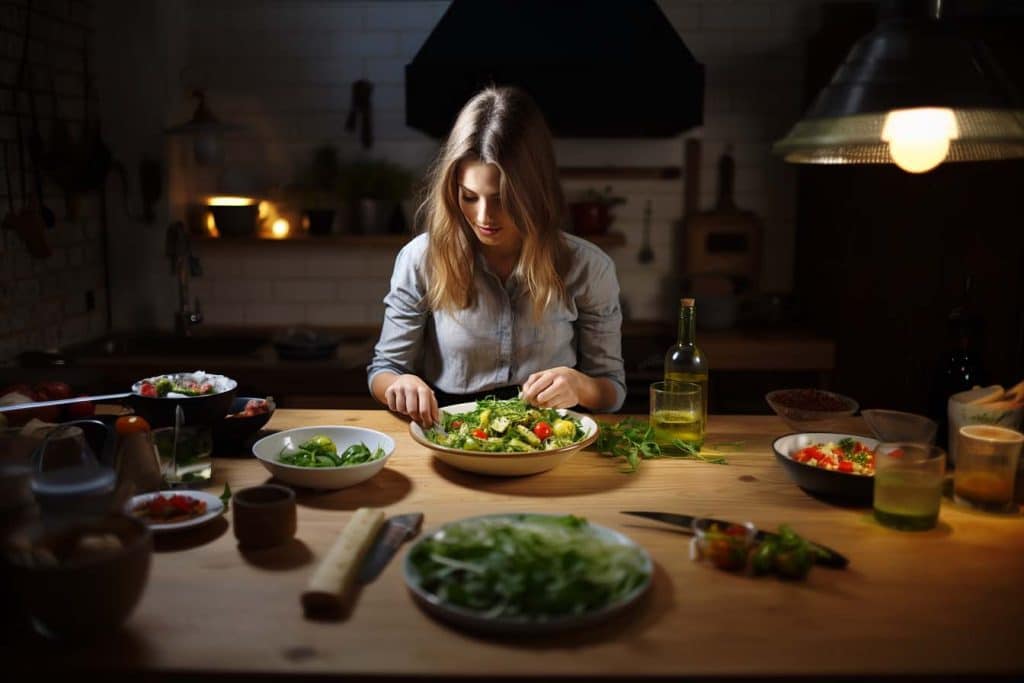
574, 254, 626, 412
367, 237, 430, 390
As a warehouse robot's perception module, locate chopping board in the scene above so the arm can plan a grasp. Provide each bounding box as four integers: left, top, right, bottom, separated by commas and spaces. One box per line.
683, 145, 763, 291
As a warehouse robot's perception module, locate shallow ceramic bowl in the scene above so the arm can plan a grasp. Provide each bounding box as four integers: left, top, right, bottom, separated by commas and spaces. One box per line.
861, 409, 937, 444
251, 425, 394, 489
4, 514, 153, 638
771, 432, 879, 504
766, 389, 859, 432
408, 402, 598, 477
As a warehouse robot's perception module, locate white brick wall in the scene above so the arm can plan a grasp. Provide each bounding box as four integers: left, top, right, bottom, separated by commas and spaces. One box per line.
0, 0, 827, 362
0, 0, 109, 362
165, 0, 823, 329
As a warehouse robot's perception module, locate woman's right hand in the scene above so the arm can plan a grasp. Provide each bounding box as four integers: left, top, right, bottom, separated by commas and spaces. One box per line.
383, 374, 438, 427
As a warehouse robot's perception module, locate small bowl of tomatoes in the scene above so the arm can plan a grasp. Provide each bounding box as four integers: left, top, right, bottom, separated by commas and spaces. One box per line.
772, 432, 879, 504
689, 519, 758, 572
211, 397, 276, 456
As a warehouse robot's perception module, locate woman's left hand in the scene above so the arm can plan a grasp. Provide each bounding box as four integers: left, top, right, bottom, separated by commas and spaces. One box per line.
521, 366, 587, 409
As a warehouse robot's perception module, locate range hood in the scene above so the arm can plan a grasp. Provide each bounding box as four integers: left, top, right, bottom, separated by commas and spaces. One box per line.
405, 0, 704, 138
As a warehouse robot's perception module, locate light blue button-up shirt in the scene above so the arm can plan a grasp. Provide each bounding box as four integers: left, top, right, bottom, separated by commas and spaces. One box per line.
367, 232, 626, 412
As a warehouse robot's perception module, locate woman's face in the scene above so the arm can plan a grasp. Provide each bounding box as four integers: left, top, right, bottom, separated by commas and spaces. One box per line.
457, 160, 521, 254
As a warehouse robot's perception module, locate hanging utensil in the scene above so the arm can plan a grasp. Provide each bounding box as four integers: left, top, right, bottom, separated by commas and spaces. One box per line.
19, 0, 55, 228
12, 85, 50, 258
637, 199, 654, 263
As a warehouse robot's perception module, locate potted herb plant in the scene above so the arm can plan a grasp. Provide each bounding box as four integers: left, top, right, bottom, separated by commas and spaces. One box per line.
337, 159, 414, 235
569, 186, 626, 235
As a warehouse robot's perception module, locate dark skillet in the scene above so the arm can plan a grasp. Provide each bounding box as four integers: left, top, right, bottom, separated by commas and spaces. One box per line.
127, 373, 238, 428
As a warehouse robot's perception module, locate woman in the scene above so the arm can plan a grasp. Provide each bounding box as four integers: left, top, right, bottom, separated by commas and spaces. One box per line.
367, 86, 625, 426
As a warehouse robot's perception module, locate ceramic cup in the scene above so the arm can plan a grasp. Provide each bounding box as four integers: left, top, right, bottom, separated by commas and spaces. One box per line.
232, 484, 296, 549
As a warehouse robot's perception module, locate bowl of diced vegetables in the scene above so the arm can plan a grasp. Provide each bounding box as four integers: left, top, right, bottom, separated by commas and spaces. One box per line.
251, 426, 394, 489
408, 398, 599, 476
771, 432, 879, 503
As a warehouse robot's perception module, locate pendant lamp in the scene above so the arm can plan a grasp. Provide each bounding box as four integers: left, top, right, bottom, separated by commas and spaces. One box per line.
165, 90, 242, 166
773, 0, 1024, 173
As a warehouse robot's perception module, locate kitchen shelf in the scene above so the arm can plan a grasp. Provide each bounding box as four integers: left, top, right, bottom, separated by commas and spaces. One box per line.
193, 232, 627, 249
559, 166, 681, 180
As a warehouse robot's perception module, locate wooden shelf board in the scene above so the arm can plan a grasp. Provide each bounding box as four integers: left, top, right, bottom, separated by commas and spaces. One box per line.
194, 231, 627, 249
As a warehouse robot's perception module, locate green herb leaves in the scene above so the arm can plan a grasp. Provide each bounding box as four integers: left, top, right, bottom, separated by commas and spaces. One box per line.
278, 436, 385, 468
595, 418, 732, 472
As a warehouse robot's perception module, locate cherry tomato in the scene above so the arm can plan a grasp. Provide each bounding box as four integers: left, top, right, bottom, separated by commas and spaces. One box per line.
705, 538, 746, 571
139, 382, 158, 398
472, 428, 488, 439
532, 421, 553, 440
116, 415, 152, 435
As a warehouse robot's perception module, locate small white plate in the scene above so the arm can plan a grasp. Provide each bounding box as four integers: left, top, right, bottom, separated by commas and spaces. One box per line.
125, 490, 225, 533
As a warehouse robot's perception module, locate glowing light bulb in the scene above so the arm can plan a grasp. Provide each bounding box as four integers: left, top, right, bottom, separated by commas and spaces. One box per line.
881, 108, 958, 173
271, 218, 290, 239
205, 212, 220, 238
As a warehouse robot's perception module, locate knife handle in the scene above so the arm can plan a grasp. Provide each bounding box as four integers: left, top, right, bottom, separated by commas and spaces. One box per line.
302, 508, 385, 619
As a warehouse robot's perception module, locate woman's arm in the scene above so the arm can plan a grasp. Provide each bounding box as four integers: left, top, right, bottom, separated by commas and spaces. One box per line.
567, 246, 627, 411
367, 236, 438, 424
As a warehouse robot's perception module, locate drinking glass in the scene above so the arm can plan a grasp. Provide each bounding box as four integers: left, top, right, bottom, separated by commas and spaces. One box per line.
953, 425, 1023, 513
873, 443, 945, 531
153, 425, 213, 487
649, 381, 703, 448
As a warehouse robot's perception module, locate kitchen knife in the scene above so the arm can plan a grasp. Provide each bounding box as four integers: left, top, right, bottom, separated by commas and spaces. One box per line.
621, 510, 849, 569
357, 512, 424, 583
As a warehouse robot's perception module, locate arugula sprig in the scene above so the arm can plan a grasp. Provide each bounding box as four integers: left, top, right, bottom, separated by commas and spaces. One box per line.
594, 418, 735, 472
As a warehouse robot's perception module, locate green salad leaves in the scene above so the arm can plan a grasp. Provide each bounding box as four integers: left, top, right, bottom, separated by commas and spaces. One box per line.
278, 435, 385, 468
426, 397, 585, 453
408, 514, 650, 620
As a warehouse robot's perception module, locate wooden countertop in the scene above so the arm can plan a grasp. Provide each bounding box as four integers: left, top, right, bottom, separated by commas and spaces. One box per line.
8, 411, 1023, 680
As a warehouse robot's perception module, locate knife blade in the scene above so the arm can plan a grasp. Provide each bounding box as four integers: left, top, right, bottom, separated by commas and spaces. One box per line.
357, 512, 424, 584
621, 511, 849, 569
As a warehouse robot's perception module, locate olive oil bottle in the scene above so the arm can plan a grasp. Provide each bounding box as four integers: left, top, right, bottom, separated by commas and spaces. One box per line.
664, 298, 709, 427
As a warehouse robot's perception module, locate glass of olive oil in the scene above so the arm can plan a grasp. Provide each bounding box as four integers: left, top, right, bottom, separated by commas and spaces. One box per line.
650, 381, 704, 449
873, 443, 945, 531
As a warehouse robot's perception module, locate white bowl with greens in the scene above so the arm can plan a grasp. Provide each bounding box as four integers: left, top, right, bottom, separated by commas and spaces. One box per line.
251, 426, 394, 489
404, 513, 652, 634
409, 399, 599, 476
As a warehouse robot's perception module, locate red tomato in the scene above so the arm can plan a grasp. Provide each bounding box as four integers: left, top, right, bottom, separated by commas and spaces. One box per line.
36, 381, 72, 400
451, 420, 463, 429
532, 421, 553, 440
472, 428, 488, 439
139, 382, 158, 398
706, 538, 746, 571
838, 461, 854, 473
66, 396, 96, 419
116, 415, 152, 435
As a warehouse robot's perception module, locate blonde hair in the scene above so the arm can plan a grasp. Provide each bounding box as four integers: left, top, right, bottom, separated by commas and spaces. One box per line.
417, 86, 569, 320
